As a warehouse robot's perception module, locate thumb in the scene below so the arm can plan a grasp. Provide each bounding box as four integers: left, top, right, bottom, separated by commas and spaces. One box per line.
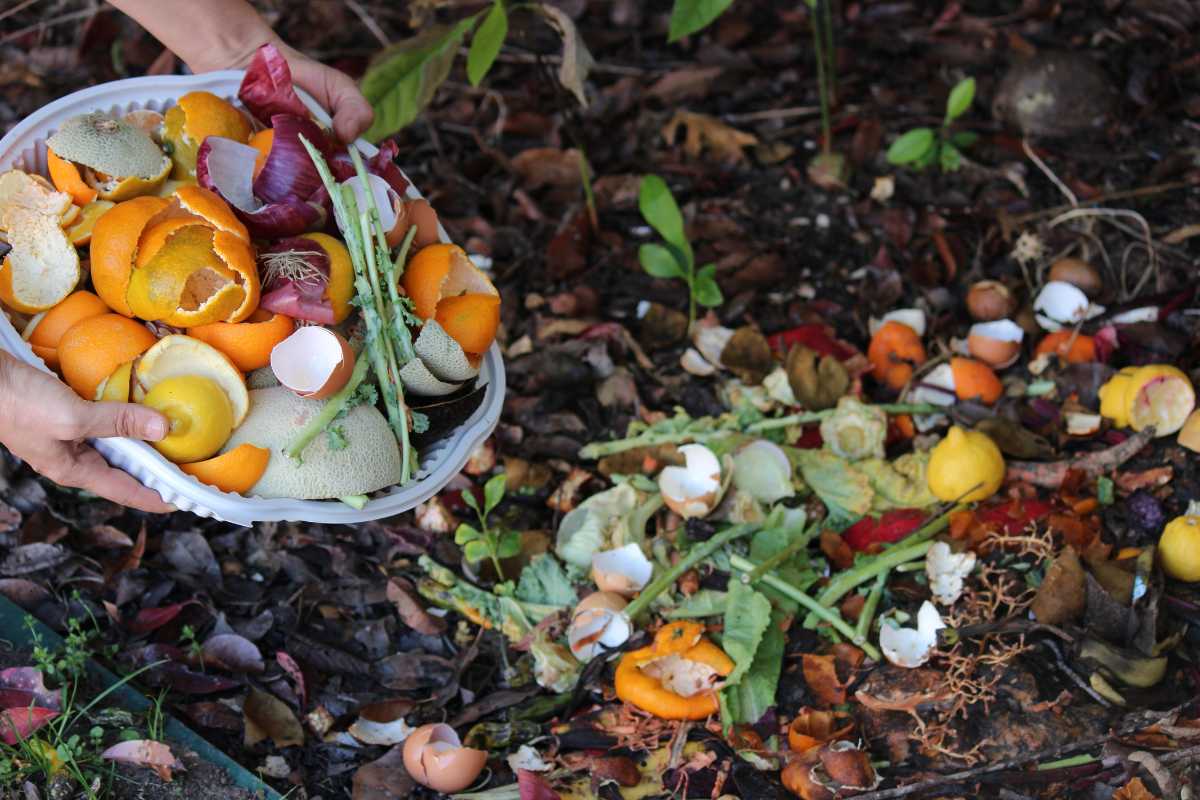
79, 402, 170, 442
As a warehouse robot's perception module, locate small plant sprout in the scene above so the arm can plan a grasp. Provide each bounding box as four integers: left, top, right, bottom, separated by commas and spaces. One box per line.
455, 473, 520, 580
887, 76, 978, 172
637, 175, 722, 329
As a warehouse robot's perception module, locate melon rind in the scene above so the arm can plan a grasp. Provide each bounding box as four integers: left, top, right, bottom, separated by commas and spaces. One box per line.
398, 356, 462, 397
413, 320, 480, 382
222, 387, 402, 499
46, 113, 170, 179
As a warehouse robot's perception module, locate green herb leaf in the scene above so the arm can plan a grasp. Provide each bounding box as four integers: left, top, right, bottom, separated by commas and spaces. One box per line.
665, 589, 729, 619
463, 540, 491, 564
693, 269, 723, 308
638, 175, 688, 253
639, 243, 685, 279
951, 130, 979, 149
721, 608, 785, 725
668, 0, 735, 42
496, 531, 522, 559
484, 473, 507, 515
326, 425, 349, 451
467, 0, 508, 86
886, 127, 936, 165
515, 554, 576, 606
361, 16, 479, 141
794, 449, 873, 522
721, 579, 772, 687
461, 488, 481, 514
454, 523, 481, 545
944, 77, 976, 123
939, 143, 963, 172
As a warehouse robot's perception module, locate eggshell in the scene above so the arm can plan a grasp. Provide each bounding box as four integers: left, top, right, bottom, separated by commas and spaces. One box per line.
592, 544, 653, 597
402, 723, 487, 794
658, 443, 723, 519
270, 326, 355, 399
966, 319, 1024, 369
568, 592, 631, 661
868, 308, 927, 338
1033, 281, 1103, 331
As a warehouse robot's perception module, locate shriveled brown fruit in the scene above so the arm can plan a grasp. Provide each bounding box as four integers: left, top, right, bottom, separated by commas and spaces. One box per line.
720, 326, 773, 385
1032, 546, 1086, 625
639, 302, 688, 350
787, 345, 849, 410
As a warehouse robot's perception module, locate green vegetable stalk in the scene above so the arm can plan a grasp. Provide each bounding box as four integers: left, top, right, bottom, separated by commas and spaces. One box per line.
285, 350, 370, 460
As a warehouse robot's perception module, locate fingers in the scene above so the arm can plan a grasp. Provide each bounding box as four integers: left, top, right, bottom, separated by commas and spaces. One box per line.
69, 447, 176, 514
63, 401, 169, 442
293, 58, 374, 143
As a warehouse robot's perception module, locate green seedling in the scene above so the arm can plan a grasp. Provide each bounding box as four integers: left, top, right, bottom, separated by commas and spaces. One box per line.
455, 473, 520, 580
637, 175, 722, 329
887, 76, 978, 172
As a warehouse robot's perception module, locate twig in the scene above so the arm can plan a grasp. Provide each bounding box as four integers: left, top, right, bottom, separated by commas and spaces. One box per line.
1000, 180, 1190, 230
0, 7, 96, 44
345, 0, 391, 47
1006, 427, 1154, 488
465, 47, 650, 77
0, 0, 43, 25
1048, 207, 1158, 300
1023, 138, 1077, 208
722, 106, 822, 124
745, 403, 942, 434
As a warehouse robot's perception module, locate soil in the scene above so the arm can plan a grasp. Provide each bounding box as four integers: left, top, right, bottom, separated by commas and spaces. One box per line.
110, 750, 254, 800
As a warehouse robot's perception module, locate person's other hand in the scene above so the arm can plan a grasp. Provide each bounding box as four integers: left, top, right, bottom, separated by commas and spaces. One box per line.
0, 354, 174, 513
275, 43, 375, 144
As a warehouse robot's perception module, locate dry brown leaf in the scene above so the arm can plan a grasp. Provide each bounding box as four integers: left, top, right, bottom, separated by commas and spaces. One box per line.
647, 66, 724, 103
244, 687, 304, 749
1113, 777, 1159, 800
662, 110, 757, 164
387, 578, 446, 636
1031, 546, 1086, 625
511, 147, 584, 190
802, 654, 849, 706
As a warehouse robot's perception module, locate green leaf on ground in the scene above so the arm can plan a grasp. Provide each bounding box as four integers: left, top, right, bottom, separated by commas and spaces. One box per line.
886, 127, 936, 165
721, 608, 785, 725
515, 554, 576, 607
639, 243, 685, 279
721, 579, 772, 687
945, 77, 976, 123
668, 0, 735, 42
467, 0, 508, 86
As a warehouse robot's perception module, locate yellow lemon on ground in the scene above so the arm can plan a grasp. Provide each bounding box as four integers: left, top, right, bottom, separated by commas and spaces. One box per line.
927, 426, 1005, 503
141, 375, 233, 463
1160, 504, 1200, 582
1100, 364, 1194, 437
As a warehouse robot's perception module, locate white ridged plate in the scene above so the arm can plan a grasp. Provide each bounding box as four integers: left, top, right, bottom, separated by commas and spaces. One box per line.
0, 72, 504, 525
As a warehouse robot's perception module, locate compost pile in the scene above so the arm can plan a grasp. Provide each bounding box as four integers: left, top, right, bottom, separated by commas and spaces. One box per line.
1, 1, 1199, 799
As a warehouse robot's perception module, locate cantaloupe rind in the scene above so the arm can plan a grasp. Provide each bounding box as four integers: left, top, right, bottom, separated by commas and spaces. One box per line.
132, 334, 249, 426
46, 113, 170, 180
398, 357, 462, 397
414, 320, 480, 382
222, 387, 402, 499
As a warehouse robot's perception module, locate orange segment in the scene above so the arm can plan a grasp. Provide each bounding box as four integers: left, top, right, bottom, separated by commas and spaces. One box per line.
58, 313, 156, 399
89, 195, 169, 316
188, 310, 294, 372
46, 149, 98, 206
402, 243, 498, 320
950, 357, 1002, 404
174, 185, 249, 242
249, 129, 273, 179
24, 290, 110, 369
179, 443, 270, 495
297, 232, 354, 323
435, 293, 501, 354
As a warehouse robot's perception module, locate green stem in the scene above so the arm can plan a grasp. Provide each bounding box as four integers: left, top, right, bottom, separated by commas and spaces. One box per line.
854, 570, 888, 642
285, 349, 371, 460
383, 225, 419, 362
809, 506, 960, 623
623, 522, 760, 622
741, 523, 813, 583
809, 0, 831, 154
578, 429, 734, 459
744, 403, 941, 434
728, 553, 880, 659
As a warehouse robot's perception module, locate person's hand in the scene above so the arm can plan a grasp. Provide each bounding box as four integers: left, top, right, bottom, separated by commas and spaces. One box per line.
0, 354, 174, 513
271, 42, 375, 144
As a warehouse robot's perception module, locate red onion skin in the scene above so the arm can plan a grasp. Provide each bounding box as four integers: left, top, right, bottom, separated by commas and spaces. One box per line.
237, 43, 310, 124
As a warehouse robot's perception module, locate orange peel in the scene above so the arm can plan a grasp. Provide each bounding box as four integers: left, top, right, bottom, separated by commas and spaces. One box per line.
163, 91, 252, 179
188, 310, 295, 372
402, 243, 500, 353
23, 290, 110, 370
179, 443, 270, 494
57, 313, 156, 400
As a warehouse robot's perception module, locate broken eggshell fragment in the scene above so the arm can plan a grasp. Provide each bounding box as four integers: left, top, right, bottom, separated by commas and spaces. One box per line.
401, 723, 487, 794
269, 326, 354, 399
966, 319, 1024, 369
731, 440, 794, 504
658, 444, 725, 519
567, 591, 633, 661
1033, 281, 1103, 331
868, 308, 927, 338
925, 542, 976, 605
879, 601, 945, 669
591, 543, 654, 597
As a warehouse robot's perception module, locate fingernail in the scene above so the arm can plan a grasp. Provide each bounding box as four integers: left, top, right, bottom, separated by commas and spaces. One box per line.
146, 417, 169, 440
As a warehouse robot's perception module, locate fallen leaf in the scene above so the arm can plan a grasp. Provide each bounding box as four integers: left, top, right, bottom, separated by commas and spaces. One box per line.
662, 110, 757, 163
179, 701, 242, 731
0, 543, 67, 576
647, 66, 724, 103
101, 740, 180, 781
1031, 547, 1086, 625
536, 4, 593, 107
201, 634, 265, 673
519, 769, 563, 800
127, 603, 189, 635
275, 652, 306, 709
387, 579, 446, 636
511, 148, 583, 190
0, 707, 57, 745
802, 654, 849, 706
0, 668, 60, 711
1113, 776, 1159, 800
352, 745, 415, 800
244, 688, 304, 748
161, 530, 222, 587
0, 579, 51, 610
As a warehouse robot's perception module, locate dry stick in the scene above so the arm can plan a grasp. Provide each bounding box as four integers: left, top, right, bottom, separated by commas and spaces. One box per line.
1048, 207, 1159, 301
1002, 180, 1190, 228
1006, 427, 1154, 488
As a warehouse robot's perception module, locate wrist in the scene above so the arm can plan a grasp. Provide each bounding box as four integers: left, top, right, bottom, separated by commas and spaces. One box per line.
183, 24, 278, 74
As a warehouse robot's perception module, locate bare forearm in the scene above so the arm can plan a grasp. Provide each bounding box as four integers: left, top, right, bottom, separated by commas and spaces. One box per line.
106, 0, 277, 72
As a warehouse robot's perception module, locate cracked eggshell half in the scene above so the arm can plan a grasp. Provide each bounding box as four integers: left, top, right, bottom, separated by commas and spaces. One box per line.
868, 308, 927, 338
966, 319, 1024, 369
401, 723, 487, 794
592, 543, 654, 597
1033, 281, 1103, 331
879, 601, 945, 669
270, 325, 354, 399
567, 591, 632, 661
658, 443, 725, 519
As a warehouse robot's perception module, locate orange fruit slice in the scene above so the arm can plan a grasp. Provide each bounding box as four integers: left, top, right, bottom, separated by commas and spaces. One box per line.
90, 195, 169, 316
179, 443, 270, 495
23, 290, 110, 369
950, 357, 1002, 405
46, 149, 98, 206
58, 313, 156, 399
163, 92, 252, 179
402, 243, 498, 320
435, 293, 501, 355
188, 310, 295, 372
249, 129, 273, 179
64, 200, 115, 246
0, 209, 81, 314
